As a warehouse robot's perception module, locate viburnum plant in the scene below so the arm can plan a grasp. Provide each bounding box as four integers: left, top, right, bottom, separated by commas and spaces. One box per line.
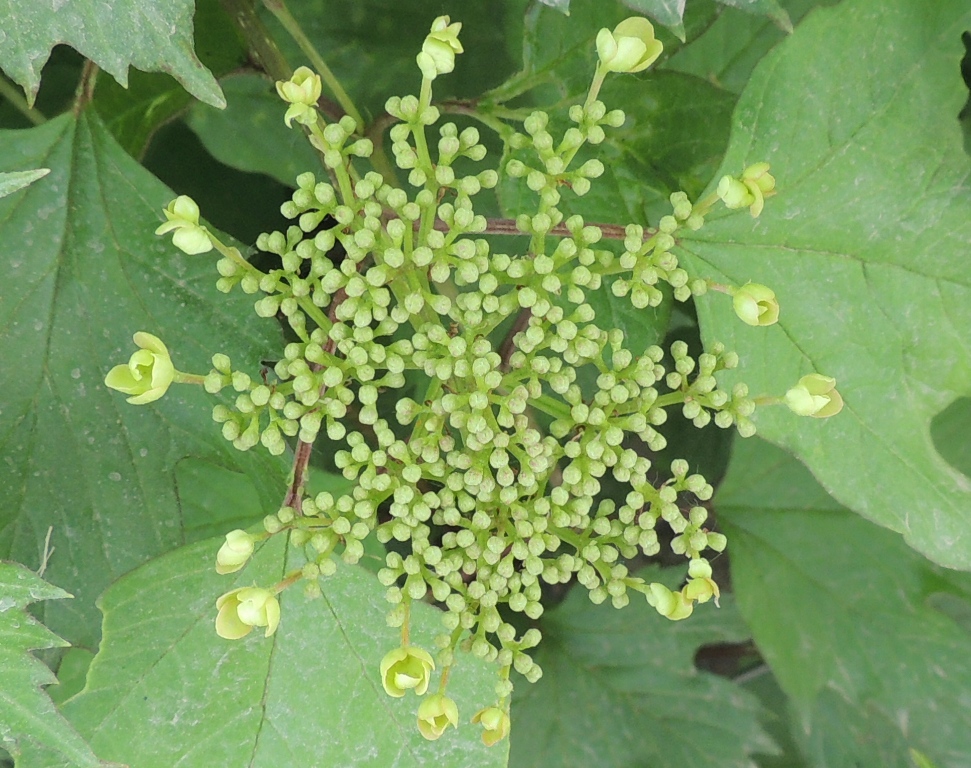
103, 16, 841, 744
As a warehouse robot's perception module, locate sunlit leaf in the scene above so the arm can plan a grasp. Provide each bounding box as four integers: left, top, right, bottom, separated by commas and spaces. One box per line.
681, 0, 971, 568
24, 537, 506, 768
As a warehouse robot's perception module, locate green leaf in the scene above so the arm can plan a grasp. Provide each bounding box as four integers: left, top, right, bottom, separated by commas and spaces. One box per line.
30, 537, 505, 768
0, 0, 224, 108
538, 0, 572, 14
715, 0, 792, 32
680, 0, 971, 568
92, 0, 249, 158
0, 168, 48, 198
736, 667, 809, 768
185, 73, 319, 186
0, 563, 98, 767
174, 459, 270, 544
717, 437, 971, 768
510, 570, 775, 767
621, 0, 687, 39
665, 0, 830, 93
0, 112, 287, 650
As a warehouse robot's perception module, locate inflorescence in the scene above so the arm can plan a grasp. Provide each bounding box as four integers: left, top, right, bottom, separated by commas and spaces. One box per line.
105, 15, 842, 746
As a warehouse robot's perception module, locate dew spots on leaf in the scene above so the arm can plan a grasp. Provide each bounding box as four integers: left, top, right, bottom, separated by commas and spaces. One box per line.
108, 472, 122, 482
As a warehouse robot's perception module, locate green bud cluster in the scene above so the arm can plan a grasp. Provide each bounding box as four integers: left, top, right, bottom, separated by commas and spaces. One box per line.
179, 21, 783, 736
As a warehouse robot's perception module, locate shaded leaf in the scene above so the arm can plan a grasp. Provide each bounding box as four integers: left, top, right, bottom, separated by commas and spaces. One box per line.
621, 0, 687, 39
510, 569, 775, 767
0, 112, 287, 650
0, 0, 224, 108
0, 563, 98, 767
737, 667, 810, 768
497, 71, 735, 228
538, 0, 572, 13
715, 0, 792, 32
186, 73, 319, 186
92, 0, 249, 158
264, 0, 520, 120
0, 168, 48, 198
680, 0, 971, 568
24, 537, 505, 768
717, 437, 971, 768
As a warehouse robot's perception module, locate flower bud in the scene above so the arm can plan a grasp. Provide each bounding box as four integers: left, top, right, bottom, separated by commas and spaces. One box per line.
646, 582, 694, 620
104, 332, 176, 405
215, 529, 256, 574
732, 283, 779, 326
596, 17, 663, 74
215, 587, 281, 639
154, 195, 212, 254
716, 175, 756, 211
275, 66, 322, 127
741, 162, 776, 217
379, 646, 435, 697
418, 16, 463, 80
417, 693, 459, 740
472, 706, 511, 746
785, 374, 843, 418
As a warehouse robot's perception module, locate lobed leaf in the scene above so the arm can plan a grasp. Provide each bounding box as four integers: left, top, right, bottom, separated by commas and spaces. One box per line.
680, 0, 971, 568
19, 536, 505, 768
0, 0, 224, 108
0, 111, 287, 651
0, 168, 49, 199
0, 563, 99, 767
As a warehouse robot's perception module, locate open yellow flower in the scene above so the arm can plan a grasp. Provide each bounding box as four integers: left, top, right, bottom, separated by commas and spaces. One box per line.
732, 283, 780, 327
275, 66, 322, 127
596, 17, 663, 74
418, 16, 463, 79
215, 587, 280, 639
379, 646, 435, 697
104, 332, 176, 405
417, 693, 459, 741
785, 374, 844, 418
472, 706, 511, 746
154, 195, 212, 255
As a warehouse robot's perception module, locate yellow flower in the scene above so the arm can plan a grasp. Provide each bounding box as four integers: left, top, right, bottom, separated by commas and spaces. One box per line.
716, 175, 756, 211
472, 706, 511, 746
418, 16, 463, 80
104, 332, 176, 405
732, 283, 780, 327
646, 582, 694, 621
215, 530, 256, 575
417, 693, 459, 741
215, 587, 280, 639
379, 646, 435, 697
275, 66, 322, 127
740, 162, 776, 217
596, 17, 663, 74
785, 374, 843, 418
154, 195, 212, 255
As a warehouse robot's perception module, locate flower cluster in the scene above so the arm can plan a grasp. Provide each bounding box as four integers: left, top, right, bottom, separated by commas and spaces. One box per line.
105, 15, 843, 746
